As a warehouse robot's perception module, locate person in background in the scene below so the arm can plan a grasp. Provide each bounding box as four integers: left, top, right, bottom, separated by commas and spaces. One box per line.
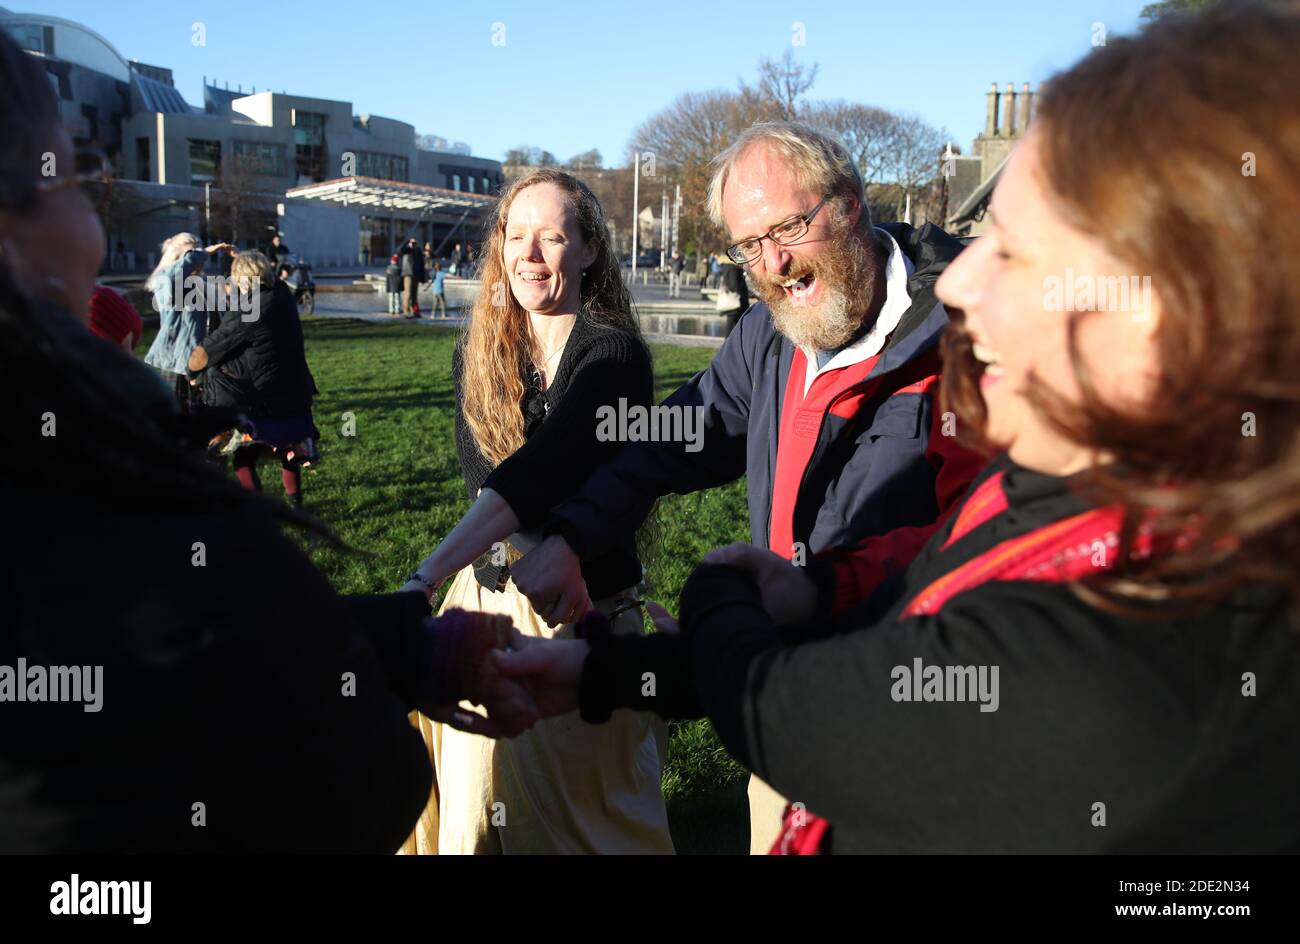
187, 251, 320, 507
399, 236, 426, 317
142, 233, 234, 412
268, 232, 290, 266
708, 251, 721, 288
87, 284, 143, 354
429, 261, 448, 318
423, 241, 434, 279
0, 26, 536, 853
385, 253, 402, 314
695, 252, 709, 298
451, 242, 464, 276
669, 250, 685, 298
715, 253, 749, 336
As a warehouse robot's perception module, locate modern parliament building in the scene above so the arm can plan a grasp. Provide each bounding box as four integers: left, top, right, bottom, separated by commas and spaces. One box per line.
3, 7, 503, 269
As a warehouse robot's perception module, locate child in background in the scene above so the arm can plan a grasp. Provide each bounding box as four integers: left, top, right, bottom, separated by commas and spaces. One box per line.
385, 254, 402, 314
430, 262, 448, 318
88, 285, 144, 353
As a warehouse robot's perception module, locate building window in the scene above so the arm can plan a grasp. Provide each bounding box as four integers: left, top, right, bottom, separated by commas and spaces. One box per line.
7, 24, 53, 55
234, 140, 287, 178
482, 176, 490, 194
136, 137, 151, 182
80, 104, 100, 145
452, 174, 460, 191
292, 110, 327, 185
355, 151, 409, 182
188, 139, 222, 186
467, 175, 475, 193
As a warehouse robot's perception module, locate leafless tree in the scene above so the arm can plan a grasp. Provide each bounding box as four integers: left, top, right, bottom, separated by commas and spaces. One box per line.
880, 112, 948, 221
806, 100, 895, 186
748, 49, 818, 120
210, 156, 276, 246
565, 149, 603, 171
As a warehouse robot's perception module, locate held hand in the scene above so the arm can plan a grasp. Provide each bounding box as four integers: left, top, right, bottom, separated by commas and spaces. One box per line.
427, 673, 536, 739
491, 629, 588, 719
400, 578, 434, 603
645, 601, 680, 634
421, 613, 538, 738
511, 535, 593, 628
702, 542, 819, 626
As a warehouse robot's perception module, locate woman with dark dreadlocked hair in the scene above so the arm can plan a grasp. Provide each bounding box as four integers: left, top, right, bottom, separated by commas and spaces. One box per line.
0, 29, 537, 853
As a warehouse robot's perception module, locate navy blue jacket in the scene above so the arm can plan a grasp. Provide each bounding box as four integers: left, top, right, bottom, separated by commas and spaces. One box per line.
546, 223, 986, 609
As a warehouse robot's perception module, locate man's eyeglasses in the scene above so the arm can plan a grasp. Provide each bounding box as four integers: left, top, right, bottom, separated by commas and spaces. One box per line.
34, 147, 113, 213
725, 195, 832, 266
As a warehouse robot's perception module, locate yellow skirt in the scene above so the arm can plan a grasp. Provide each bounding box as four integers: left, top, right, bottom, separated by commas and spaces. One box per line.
398, 566, 674, 854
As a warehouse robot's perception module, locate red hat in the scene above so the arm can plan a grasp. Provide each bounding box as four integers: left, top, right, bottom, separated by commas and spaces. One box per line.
88, 285, 143, 349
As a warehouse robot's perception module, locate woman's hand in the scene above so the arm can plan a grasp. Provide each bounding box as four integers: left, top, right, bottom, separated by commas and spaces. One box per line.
702, 542, 819, 626
491, 629, 589, 719
400, 578, 435, 603
512, 535, 593, 627
204, 242, 237, 255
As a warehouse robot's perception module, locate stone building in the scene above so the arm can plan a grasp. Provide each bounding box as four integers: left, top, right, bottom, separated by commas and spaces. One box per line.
947, 82, 1037, 236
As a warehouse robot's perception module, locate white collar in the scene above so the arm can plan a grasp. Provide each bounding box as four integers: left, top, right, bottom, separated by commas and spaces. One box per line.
802, 227, 913, 396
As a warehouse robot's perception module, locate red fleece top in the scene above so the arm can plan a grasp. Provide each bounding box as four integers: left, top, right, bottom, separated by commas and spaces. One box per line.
768, 348, 881, 560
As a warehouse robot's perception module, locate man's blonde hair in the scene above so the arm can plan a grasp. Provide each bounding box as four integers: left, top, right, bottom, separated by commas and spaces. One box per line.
230, 250, 273, 289
706, 121, 869, 231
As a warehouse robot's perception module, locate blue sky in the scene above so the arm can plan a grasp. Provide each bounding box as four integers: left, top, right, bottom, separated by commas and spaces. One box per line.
38, 0, 1147, 163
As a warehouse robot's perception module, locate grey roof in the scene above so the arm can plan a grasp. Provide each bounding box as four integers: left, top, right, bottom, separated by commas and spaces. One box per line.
132, 72, 195, 114
949, 155, 1008, 227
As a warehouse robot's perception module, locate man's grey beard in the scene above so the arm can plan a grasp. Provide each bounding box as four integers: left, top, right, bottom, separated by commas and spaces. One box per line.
756, 222, 879, 353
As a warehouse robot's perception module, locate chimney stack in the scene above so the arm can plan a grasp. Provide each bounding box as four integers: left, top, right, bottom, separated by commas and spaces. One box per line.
1001, 82, 1015, 136
1017, 82, 1033, 133
985, 82, 998, 137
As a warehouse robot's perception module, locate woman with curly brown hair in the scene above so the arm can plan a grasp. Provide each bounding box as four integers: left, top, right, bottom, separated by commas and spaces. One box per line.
398, 169, 673, 853
495, 1, 1300, 854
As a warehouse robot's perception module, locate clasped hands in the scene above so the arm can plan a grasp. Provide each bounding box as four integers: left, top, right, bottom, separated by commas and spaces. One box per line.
413, 539, 820, 739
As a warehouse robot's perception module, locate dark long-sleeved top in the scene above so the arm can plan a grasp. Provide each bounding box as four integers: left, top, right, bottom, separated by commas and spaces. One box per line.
452, 313, 654, 599
578, 455, 1300, 853
0, 488, 445, 853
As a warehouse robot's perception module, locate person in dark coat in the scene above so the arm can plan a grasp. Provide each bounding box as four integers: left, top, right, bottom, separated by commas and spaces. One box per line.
398, 237, 426, 316
0, 28, 536, 853
715, 256, 749, 335
188, 250, 319, 505
385, 253, 402, 313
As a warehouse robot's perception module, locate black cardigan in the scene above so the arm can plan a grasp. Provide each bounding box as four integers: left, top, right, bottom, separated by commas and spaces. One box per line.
452, 313, 654, 599
578, 456, 1300, 853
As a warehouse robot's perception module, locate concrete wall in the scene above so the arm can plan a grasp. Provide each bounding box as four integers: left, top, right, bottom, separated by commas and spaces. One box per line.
279, 201, 364, 266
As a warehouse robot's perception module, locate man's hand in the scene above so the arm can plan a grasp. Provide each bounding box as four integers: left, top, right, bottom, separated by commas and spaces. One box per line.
491, 629, 589, 719
702, 542, 819, 626
511, 535, 592, 628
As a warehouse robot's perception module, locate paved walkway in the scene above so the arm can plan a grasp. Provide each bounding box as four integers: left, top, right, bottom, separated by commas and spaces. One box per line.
310, 276, 726, 347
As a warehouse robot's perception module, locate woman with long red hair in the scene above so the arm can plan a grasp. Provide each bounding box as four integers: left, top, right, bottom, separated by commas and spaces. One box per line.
398, 169, 672, 853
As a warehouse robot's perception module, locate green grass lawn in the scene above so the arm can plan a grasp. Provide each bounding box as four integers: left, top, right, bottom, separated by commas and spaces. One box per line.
242, 317, 751, 853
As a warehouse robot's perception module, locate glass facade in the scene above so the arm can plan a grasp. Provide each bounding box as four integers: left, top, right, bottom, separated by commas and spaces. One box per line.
292, 110, 327, 185
234, 140, 287, 178
136, 137, 151, 181
188, 138, 222, 185
355, 151, 409, 182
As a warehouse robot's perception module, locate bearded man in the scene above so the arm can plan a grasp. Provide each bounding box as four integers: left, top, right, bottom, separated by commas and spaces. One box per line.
509, 121, 987, 853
